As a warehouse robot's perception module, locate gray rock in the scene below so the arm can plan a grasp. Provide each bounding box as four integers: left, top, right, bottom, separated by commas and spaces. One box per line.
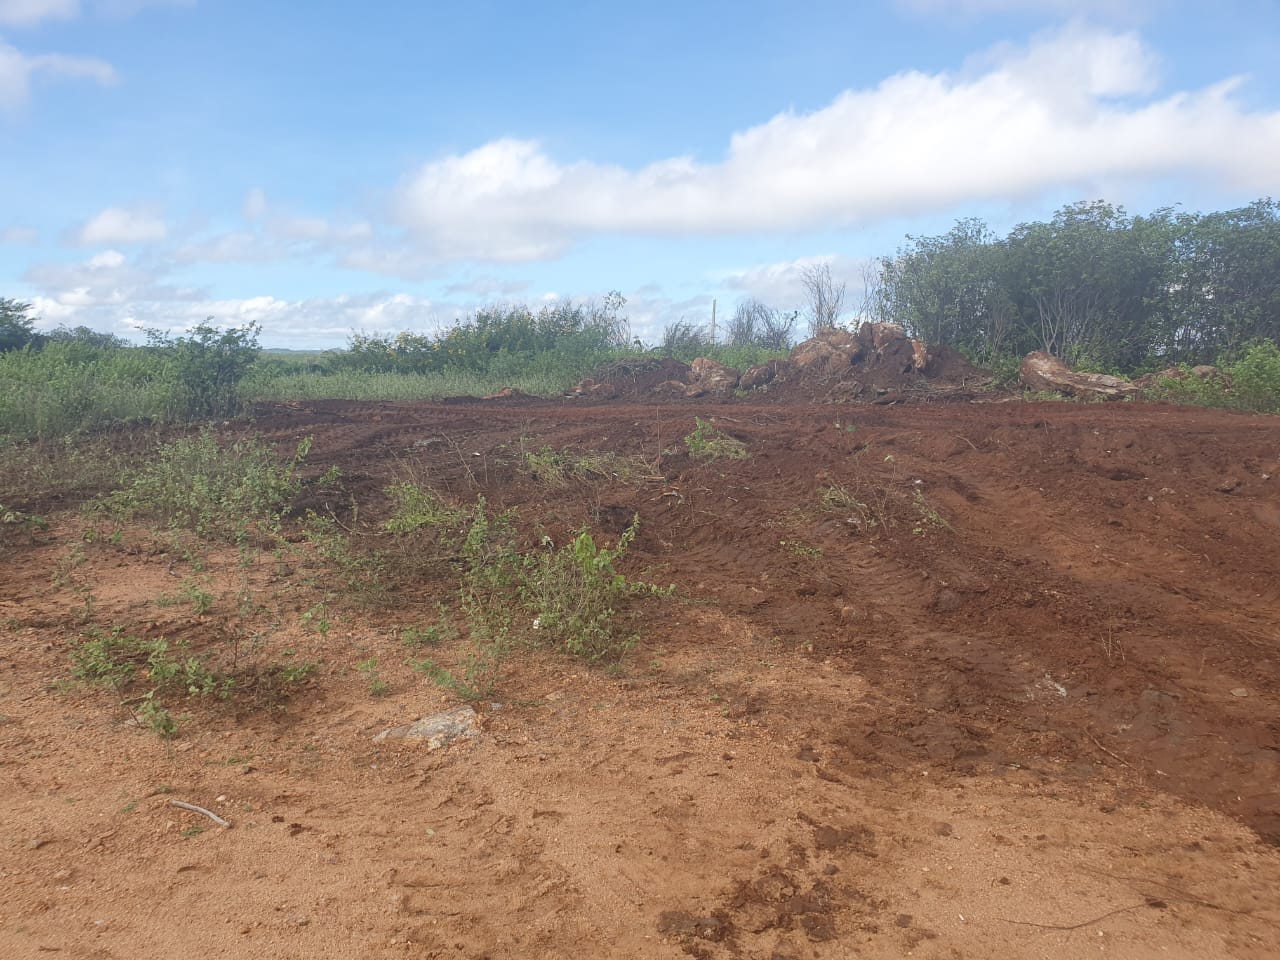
374, 705, 480, 749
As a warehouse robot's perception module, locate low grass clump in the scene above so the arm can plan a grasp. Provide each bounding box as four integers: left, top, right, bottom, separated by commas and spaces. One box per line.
405, 504, 670, 699
684, 418, 748, 461
521, 441, 650, 485
69, 624, 317, 737
69, 628, 231, 737
99, 429, 309, 544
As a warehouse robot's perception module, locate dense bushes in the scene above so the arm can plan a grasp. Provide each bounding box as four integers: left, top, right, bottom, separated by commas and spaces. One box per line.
327, 296, 630, 377
874, 198, 1280, 375
0, 321, 261, 439
1146, 340, 1280, 413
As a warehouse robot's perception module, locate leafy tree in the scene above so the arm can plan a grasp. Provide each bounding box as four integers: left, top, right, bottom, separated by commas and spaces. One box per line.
876, 219, 1019, 362
0, 299, 38, 353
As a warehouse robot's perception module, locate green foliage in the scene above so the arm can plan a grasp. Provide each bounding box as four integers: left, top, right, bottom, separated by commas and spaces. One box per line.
101, 430, 307, 543
0, 502, 49, 544
328, 296, 628, 377
356, 657, 389, 697
1228, 339, 1280, 412
69, 627, 236, 737
400, 622, 452, 650
1147, 340, 1280, 413
521, 517, 669, 663
145, 322, 262, 418
383, 482, 467, 532
684, 418, 748, 461
910, 489, 953, 536
875, 198, 1280, 374
408, 649, 503, 702
0, 299, 37, 353
521, 442, 648, 486
156, 577, 216, 615
0, 320, 262, 440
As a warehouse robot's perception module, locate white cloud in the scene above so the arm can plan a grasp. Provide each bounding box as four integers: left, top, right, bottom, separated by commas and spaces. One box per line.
270, 215, 372, 243
0, 0, 191, 24
1, 223, 38, 244
0, 0, 77, 26
444, 275, 531, 298
172, 212, 375, 267
242, 188, 267, 221
75, 206, 167, 245
0, 0, 76, 26
92, 0, 195, 18
896, 0, 1159, 18
391, 24, 1280, 263
21, 246, 439, 344
25, 247, 191, 312
718, 254, 872, 314
0, 37, 116, 107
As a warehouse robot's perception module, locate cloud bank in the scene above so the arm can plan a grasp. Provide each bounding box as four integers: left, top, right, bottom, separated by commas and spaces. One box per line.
391, 24, 1280, 263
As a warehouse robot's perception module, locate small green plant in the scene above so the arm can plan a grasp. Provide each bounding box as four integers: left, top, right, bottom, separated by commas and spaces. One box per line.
521, 517, 672, 663
136, 693, 178, 738
1147, 341, 1280, 413
911, 488, 952, 536
300, 509, 386, 600
274, 659, 318, 687
356, 657, 389, 697
156, 578, 216, 616
409, 648, 503, 702
301, 601, 331, 638
780, 538, 822, 560
401, 623, 451, 650
0, 502, 49, 539
69, 628, 233, 736
684, 418, 748, 461
52, 542, 87, 587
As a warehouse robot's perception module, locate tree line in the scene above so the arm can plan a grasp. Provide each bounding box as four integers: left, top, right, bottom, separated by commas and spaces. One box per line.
869, 198, 1280, 374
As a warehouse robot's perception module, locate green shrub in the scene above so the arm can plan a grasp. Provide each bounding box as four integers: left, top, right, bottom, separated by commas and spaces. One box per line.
102, 430, 308, 542
521, 517, 671, 663
1229, 340, 1280, 412
145, 322, 262, 418
1146, 341, 1280, 413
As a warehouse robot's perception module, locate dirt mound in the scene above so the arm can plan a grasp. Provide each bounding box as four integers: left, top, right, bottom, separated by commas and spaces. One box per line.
576, 324, 990, 405
573, 356, 692, 399
765, 322, 989, 402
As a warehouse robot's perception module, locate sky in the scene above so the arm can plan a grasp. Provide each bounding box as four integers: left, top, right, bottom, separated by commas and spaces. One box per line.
2, 0, 1279, 349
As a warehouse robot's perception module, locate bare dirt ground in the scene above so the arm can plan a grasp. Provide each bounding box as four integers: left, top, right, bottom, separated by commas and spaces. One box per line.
2, 396, 1279, 959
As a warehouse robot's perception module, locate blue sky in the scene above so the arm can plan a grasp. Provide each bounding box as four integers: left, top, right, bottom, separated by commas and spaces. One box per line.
2, 0, 1279, 348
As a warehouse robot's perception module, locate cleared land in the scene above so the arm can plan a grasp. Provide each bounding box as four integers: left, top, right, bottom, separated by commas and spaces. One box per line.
2, 396, 1279, 959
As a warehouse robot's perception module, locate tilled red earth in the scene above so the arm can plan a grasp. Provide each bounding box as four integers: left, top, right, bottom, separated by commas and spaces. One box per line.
2, 397, 1278, 959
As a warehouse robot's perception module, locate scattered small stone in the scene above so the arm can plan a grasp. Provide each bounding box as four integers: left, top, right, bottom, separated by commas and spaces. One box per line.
1230, 688, 1250, 698
895, 914, 914, 928
933, 822, 954, 837
1217, 477, 1240, 493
